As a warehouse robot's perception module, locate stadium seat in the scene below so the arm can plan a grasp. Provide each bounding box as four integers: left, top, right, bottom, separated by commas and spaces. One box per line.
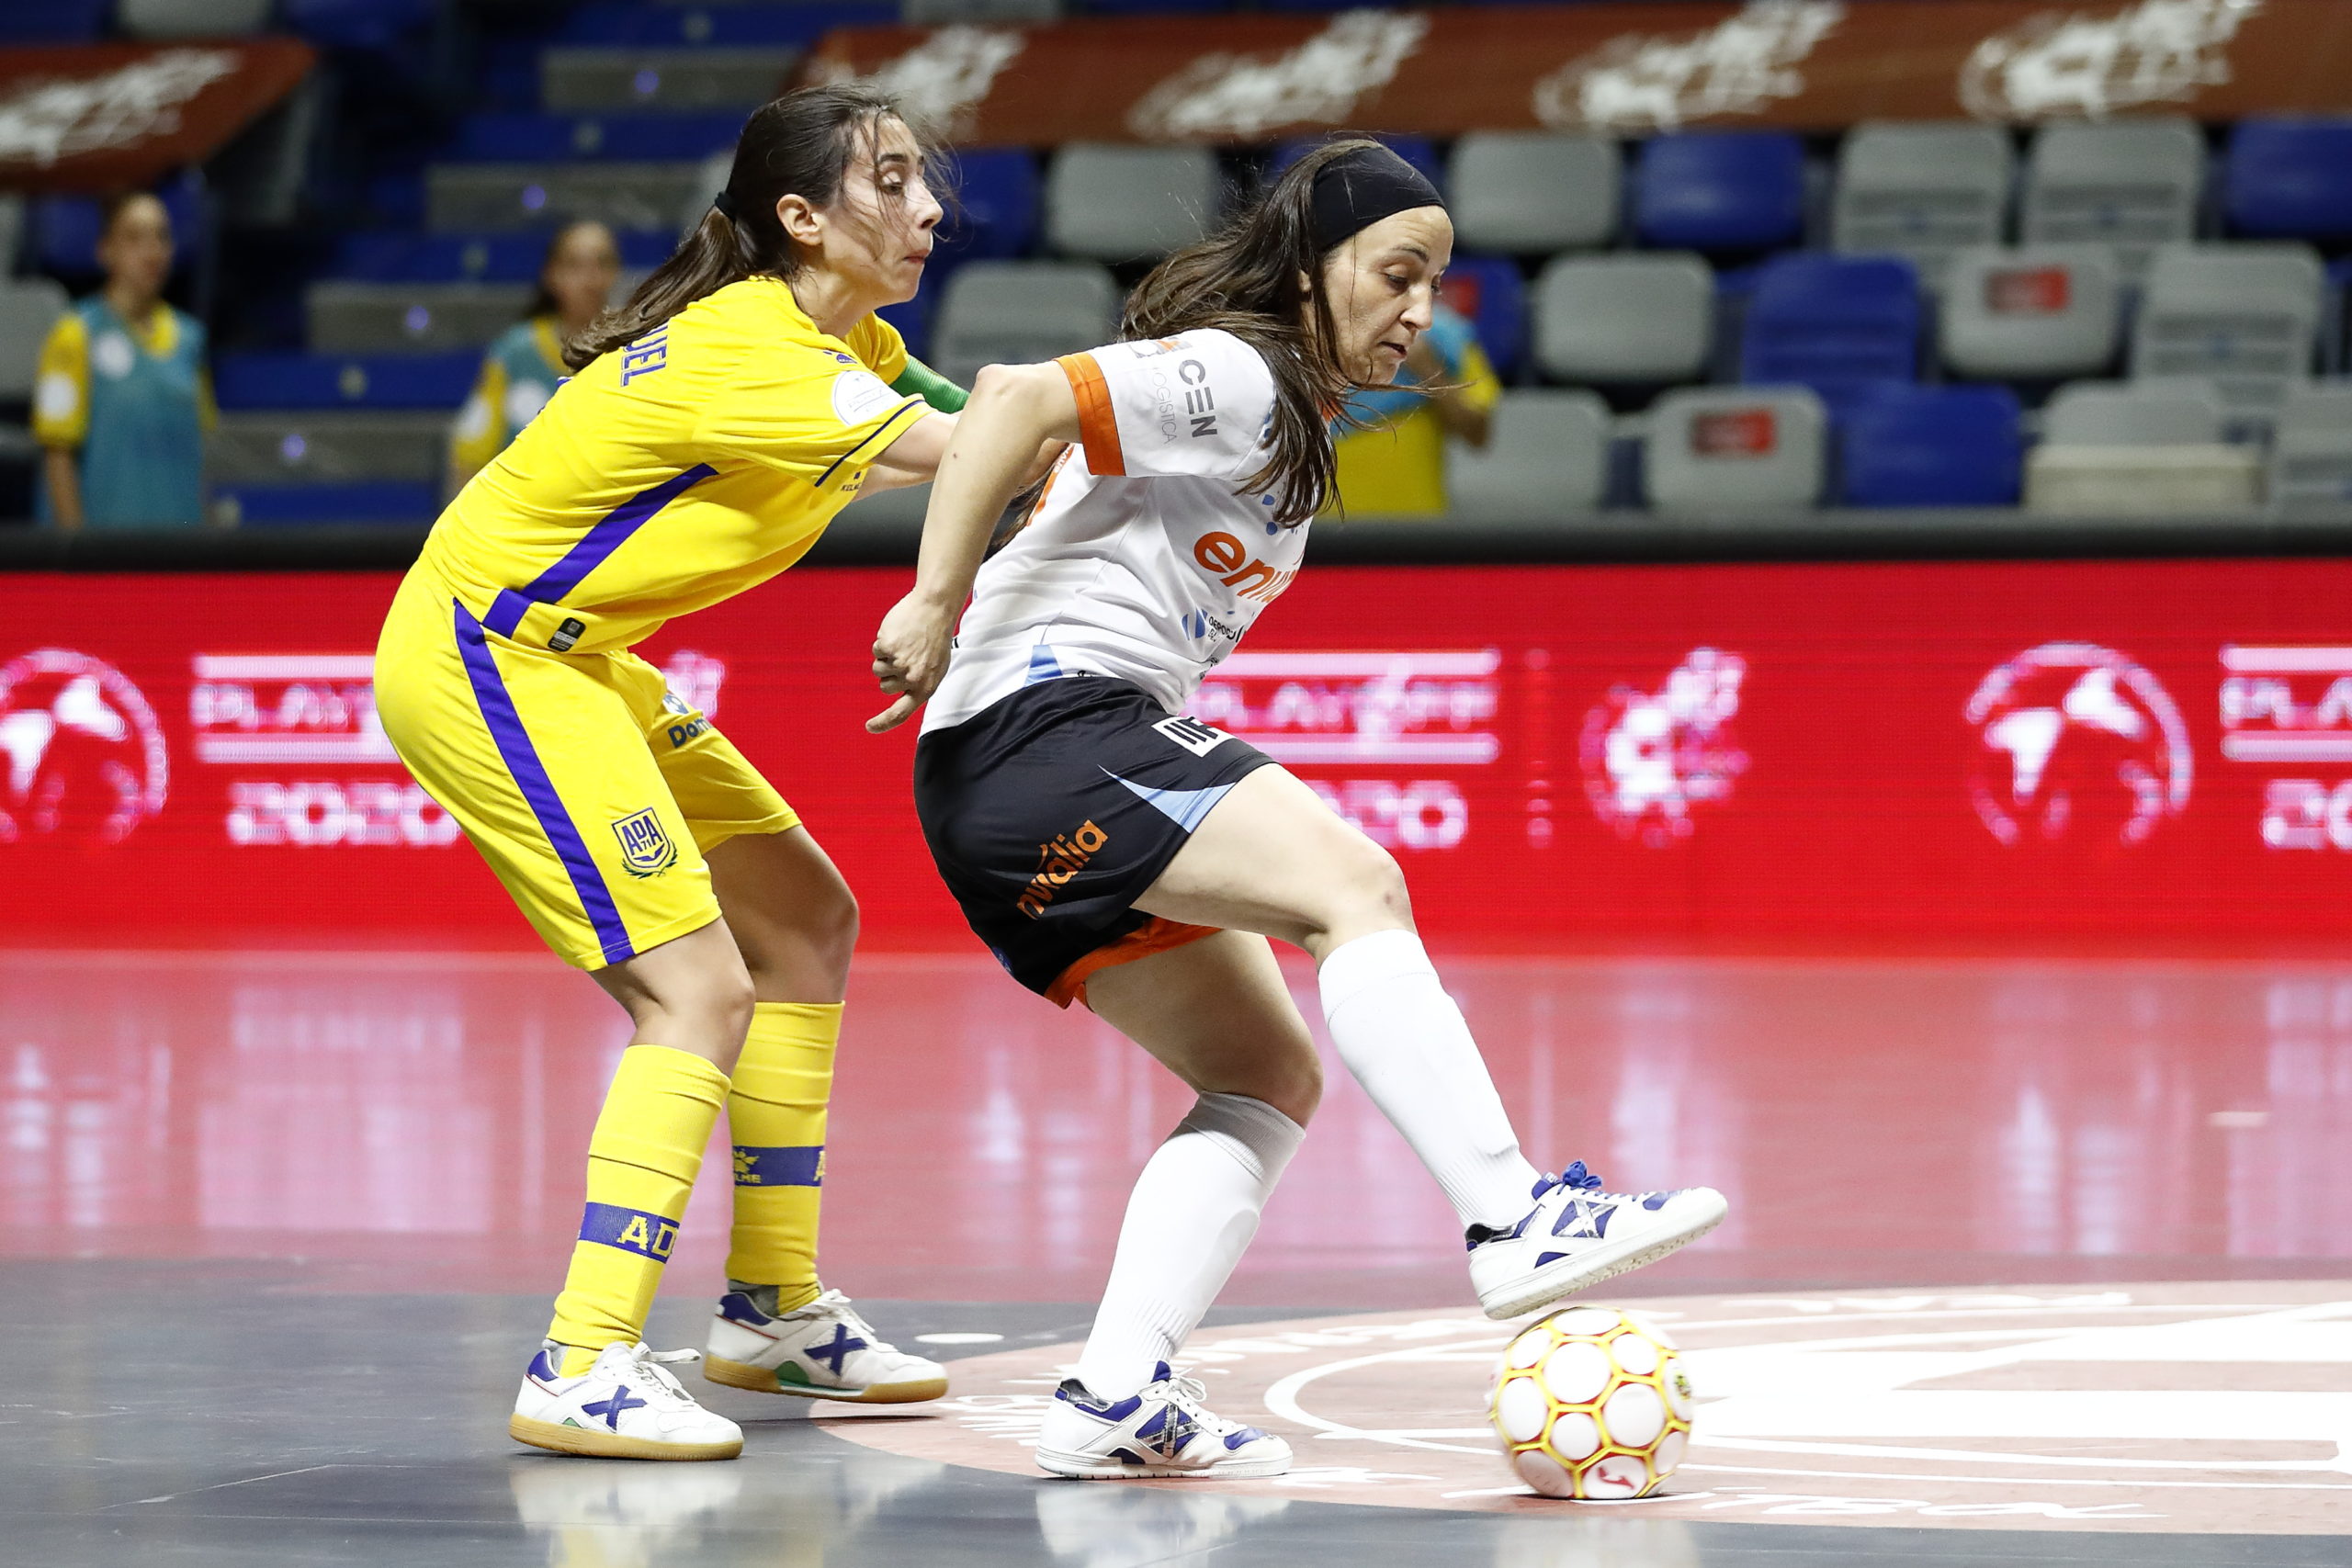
116, 0, 274, 36
281, 0, 437, 49
937, 148, 1043, 263
332, 230, 674, 284
214, 352, 481, 412
0, 0, 109, 42
1269, 136, 1444, 197
215, 481, 442, 527
1831, 121, 2013, 289
2267, 382, 2352, 513
2224, 118, 2352, 243
1738, 254, 1921, 409
1447, 389, 1610, 521
1836, 385, 2023, 508
2020, 117, 2203, 278
2131, 242, 2324, 434
540, 48, 801, 113
427, 164, 708, 233
0, 279, 69, 401
1532, 254, 1712, 386
0, 194, 21, 272
555, 3, 895, 49
2030, 380, 2257, 513
209, 412, 454, 486
1939, 245, 2121, 381
1437, 254, 1526, 382
1633, 131, 1804, 253
1046, 144, 1217, 263
306, 283, 537, 354
904, 0, 1060, 20
929, 261, 1120, 389
1448, 133, 1618, 256
1644, 387, 1826, 511
448, 111, 746, 164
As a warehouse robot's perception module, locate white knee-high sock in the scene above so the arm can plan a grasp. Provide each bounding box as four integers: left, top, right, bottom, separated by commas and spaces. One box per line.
1074, 1092, 1304, 1402
1319, 929, 1543, 1232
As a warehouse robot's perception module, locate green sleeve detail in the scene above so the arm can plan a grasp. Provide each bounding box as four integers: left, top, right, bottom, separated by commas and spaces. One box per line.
891, 356, 969, 414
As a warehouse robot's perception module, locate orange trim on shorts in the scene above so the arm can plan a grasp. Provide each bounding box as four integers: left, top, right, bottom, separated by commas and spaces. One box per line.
1056, 353, 1125, 477
1046, 916, 1219, 1010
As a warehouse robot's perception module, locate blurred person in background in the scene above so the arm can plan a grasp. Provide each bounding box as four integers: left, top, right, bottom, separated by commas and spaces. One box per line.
33, 192, 212, 530
447, 220, 623, 494
1329, 299, 1497, 518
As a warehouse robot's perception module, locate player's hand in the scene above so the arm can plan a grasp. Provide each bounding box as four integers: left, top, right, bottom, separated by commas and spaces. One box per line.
866, 592, 955, 733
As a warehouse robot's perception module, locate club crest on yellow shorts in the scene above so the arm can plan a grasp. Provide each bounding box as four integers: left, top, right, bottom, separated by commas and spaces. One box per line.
612, 807, 678, 878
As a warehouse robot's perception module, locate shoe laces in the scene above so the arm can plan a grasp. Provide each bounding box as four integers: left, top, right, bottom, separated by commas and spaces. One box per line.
617, 1345, 707, 1409
808, 1289, 899, 1355
1536, 1160, 1606, 1199
1141, 1368, 1237, 1433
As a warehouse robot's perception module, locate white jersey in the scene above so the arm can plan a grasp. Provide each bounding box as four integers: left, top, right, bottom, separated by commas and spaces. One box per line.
922, 328, 1307, 733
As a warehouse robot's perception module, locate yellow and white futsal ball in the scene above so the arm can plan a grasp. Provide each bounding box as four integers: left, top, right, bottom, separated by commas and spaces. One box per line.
1487, 1304, 1693, 1499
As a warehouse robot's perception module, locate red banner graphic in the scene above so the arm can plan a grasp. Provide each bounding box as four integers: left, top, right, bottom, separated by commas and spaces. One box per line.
6, 559, 2352, 953
0, 39, 314, 192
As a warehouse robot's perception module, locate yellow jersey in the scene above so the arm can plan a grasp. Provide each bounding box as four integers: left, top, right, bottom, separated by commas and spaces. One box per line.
419, 276, 924, 655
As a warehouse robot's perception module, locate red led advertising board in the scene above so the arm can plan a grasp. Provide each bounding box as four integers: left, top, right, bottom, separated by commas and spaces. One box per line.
5, 560, 2352, 953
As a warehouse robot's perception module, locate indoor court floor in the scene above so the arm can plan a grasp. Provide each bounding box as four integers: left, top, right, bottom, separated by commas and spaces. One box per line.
6, 949, 2349, 1565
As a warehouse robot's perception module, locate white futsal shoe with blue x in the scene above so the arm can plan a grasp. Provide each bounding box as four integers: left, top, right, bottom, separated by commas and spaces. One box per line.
510, 1340, 743, 1461
704, 1287, 949, 1404
1036, 1362, 1293, 1480
1468, 1161, 1728, 1321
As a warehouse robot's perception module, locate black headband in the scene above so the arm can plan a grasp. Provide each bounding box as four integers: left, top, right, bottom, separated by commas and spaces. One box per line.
1308, 143, 1444, 255
712, 190, 738, 221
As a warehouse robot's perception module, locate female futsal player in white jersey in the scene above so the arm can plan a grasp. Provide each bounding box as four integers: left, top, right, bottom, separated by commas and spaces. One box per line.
867, 141, 1727, 1480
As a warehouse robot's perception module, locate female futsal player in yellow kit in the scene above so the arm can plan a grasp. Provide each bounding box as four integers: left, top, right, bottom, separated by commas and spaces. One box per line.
375, 86, 973, 1460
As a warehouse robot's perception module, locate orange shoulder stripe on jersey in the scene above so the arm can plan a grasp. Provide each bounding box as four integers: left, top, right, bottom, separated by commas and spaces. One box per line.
1056, 352, 1125, 478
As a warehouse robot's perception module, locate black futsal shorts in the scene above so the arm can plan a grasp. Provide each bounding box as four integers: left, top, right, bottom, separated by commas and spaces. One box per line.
912, 675, 1277, 1005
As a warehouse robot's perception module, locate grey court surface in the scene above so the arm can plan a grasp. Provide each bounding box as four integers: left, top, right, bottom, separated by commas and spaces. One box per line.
8, 1262, 2346, 1568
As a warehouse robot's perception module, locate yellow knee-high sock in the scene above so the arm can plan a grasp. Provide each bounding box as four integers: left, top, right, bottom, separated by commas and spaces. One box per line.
725, 1001, 841, 1313
548, 1044, 729, 1373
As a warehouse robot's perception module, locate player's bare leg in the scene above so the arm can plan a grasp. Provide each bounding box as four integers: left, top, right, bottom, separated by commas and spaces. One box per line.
1135, 768, 1726, 1320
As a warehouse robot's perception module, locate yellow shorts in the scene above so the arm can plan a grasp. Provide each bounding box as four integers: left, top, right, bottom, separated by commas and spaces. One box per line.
375, 566, 798, 969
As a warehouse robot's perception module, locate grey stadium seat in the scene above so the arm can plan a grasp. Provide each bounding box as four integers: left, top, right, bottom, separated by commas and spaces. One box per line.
1644, 387, 1826, 511
540, 49, 799, 113
2042, 379, 2228, 446
209, 412, 454, 485
1446, 389, 1610, 521
307, 283, 535, 355
0, 277, 69, 400
2020, 117, 2203, 279
2130, 242, 2324, 434
2269, 383, 2352, 513
930, 260, 1120, 389
1832, 121, 2013, 289
1533, 254, 1713, 385
1447, 133, 1619, 255
117, 0, 272, 36
1046, 144, 1216, 263
1939, 245, 2120, 380
0, 193, 22, 270
429, 164, 707, 234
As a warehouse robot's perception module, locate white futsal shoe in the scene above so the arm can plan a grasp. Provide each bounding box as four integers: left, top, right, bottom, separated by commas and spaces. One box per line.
704, 1287, 949, 1404
1035, 1363, 1292, 1480
510, 1341, 744, 1461
1468, 1161, 1728, 1321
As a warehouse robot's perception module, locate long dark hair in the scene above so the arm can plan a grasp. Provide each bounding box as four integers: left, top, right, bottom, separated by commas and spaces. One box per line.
525, 220, 614, 322
1121, 139, 1384, 525
567, 85, 912, 368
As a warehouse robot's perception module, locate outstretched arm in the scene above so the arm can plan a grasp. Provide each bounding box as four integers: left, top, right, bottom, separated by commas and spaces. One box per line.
865, 361, 1081, 733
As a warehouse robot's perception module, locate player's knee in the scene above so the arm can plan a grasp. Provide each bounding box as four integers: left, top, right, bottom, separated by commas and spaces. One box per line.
1328, 837, 1412, 933
696, 963, 758, 1073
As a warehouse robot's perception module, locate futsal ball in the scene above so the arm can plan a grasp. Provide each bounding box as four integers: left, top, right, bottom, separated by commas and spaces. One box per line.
1487, 1304, 1693, 1499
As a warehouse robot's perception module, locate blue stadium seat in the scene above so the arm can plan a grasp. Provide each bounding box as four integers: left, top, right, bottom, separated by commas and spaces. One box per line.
215, 353, 479, 412
281, 0, 437, 49
331, 231, 675, 283
1835, 384, 2022, 508
1079, 0, 1230, 12
449, 111, 746, 164
1634, 131, 1805, 252
937, 148, 1042, 263
557, 2, 896, 49
1269, 136, 1444, 197
1739, 254, 1922, 409
218, 481, 442, 526
31, 177, 208, 277
1438, 254, 1527, 382
2224, 118, 2352, 242
0, 0, 109, 41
